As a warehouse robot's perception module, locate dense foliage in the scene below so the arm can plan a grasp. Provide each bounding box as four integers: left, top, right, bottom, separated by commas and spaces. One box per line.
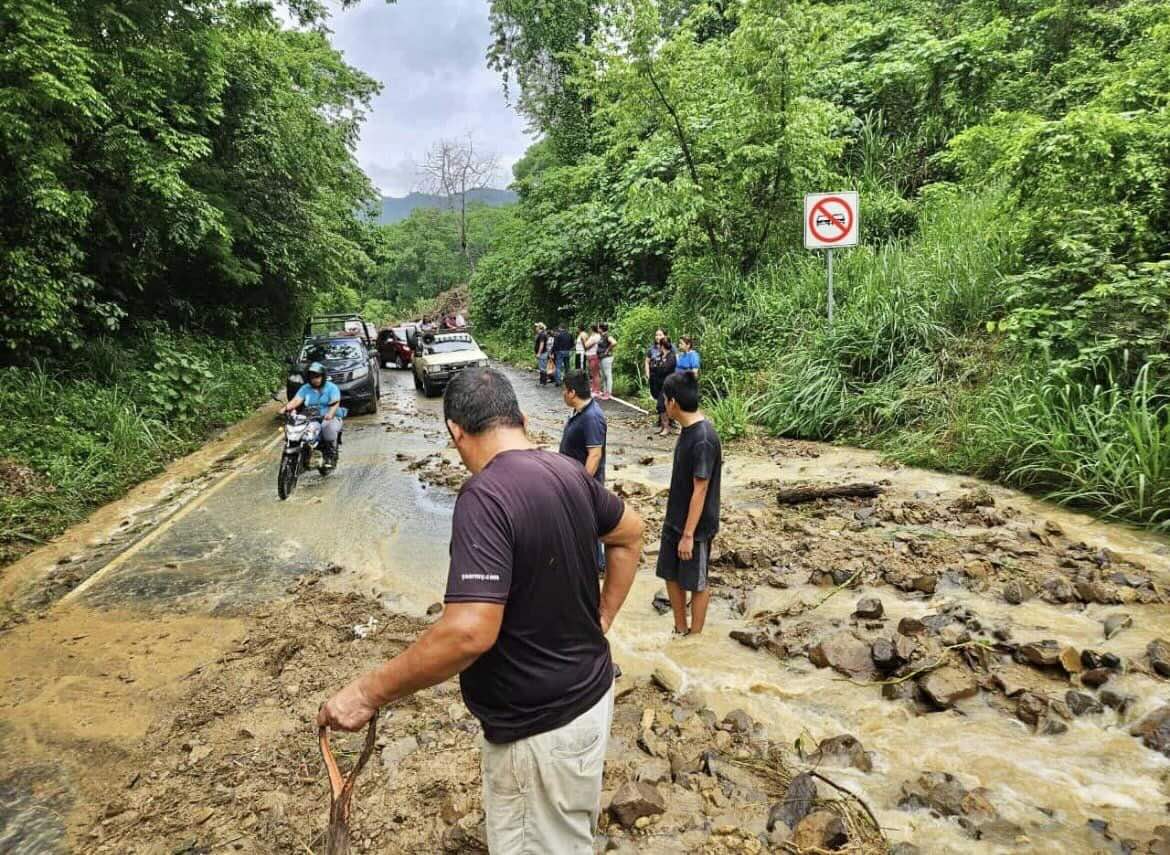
475, 0, 1170, 527
1, 0, 379, 351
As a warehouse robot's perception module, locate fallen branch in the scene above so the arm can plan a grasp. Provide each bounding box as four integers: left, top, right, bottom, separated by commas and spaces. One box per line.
807, 770, 882, 832
776, 482, 882, 505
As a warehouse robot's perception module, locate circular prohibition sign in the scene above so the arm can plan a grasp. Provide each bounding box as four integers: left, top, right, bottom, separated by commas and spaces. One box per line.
807, 195, 855, 245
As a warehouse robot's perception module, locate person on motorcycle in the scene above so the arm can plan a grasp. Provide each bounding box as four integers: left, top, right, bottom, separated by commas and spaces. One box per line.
283, 362, 344, 468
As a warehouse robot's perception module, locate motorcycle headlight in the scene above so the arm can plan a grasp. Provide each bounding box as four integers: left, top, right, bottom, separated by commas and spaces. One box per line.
289, 373, 303, 384
351, 365, 369, 380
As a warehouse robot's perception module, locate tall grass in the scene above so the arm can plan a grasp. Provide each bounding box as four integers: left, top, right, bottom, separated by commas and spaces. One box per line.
962, 362, 1170, 528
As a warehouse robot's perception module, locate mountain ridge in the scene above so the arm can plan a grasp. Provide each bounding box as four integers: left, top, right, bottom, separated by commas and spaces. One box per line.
377, 188, 517, 224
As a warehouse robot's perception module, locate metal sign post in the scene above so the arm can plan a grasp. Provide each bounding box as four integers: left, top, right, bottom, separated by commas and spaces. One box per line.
803, 192, 858, 325
826, 248, 834, 325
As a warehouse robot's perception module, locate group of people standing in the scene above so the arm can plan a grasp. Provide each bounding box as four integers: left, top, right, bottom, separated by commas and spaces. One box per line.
534, 322, 618, 399
645, 327, 701, 436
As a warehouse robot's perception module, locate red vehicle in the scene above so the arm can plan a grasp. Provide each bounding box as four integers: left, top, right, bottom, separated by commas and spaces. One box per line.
377, 325, 417, 369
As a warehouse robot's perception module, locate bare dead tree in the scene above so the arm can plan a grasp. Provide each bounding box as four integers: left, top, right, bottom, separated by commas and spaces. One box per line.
417, 134, 500, 272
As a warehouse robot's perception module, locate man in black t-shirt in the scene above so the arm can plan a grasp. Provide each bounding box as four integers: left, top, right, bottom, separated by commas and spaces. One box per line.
656, 372, 722, 636
552, 323, 574, 385
318, 369, 644, 852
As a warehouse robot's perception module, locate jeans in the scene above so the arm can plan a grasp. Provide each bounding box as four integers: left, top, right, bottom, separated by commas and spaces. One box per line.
481, 684, 614, 854
555, 351, 570, 385
537, 352, 550, 384
599, 357, 614, 397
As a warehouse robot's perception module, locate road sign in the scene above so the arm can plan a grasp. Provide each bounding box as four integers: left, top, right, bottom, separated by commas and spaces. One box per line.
804, 192, 858, 249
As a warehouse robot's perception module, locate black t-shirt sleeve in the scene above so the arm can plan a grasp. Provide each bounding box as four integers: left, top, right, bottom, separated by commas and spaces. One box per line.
587, 476, 625, 537
445, 487, 513, 604
692, 439, 716, 481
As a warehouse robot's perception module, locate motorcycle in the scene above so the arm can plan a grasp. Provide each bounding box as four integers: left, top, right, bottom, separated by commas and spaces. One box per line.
277, 408, 338, 500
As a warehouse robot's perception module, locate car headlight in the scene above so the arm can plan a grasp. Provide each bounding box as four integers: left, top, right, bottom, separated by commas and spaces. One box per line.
426, 364, 441, 374
351, 366, 369, 380
289, 373, 303, 384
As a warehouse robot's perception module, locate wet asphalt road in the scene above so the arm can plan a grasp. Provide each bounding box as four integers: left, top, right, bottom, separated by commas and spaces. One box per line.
77, 364, 645, 616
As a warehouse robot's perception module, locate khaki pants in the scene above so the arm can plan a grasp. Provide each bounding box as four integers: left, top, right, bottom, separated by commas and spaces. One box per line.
481, 684, 614, 853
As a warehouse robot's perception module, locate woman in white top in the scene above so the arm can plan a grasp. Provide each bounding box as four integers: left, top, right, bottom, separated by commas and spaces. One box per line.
574, 325, 588, 371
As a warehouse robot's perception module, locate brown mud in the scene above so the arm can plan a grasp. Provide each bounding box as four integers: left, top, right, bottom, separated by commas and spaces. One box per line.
2, 365, 1170, 853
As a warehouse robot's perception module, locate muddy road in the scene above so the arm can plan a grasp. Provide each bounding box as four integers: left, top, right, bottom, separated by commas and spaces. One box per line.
2, 364, 1169, 854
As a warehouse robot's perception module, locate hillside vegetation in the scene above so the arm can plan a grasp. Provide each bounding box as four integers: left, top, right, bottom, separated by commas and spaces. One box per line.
0, 1, 378, 561
472, 0, 1170, 529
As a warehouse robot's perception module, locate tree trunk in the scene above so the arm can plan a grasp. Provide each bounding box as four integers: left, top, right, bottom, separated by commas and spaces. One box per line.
775, 483, 883, 505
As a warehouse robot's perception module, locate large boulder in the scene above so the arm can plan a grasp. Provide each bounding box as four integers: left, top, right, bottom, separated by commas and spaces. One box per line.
853, 596, 884, 620
1148, 639, 1170, 678
809, 631, 875, 679
810, 734, 873, 773
1018, 640, 1062, 668
1131, 706, 1170, 757
608, 781, 666, 828
899, 772, 998, 823
918, 667, 978, 709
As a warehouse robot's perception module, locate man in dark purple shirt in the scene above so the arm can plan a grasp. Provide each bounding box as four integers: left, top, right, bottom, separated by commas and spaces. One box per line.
318, 368, 643, 852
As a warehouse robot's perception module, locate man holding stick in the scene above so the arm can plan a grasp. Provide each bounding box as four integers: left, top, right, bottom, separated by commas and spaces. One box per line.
317, 368, 643, 852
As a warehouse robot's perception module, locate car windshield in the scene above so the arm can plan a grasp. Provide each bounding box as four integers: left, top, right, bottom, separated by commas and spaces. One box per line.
393, 328, 409, 342
300, 339, 364, 362
426, 339, 475, 354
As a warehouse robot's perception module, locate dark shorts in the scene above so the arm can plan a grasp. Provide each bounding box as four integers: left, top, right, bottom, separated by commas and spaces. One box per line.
655, 531, 710, 592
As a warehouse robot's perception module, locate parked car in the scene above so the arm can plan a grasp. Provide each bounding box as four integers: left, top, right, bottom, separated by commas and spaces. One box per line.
377, 325, 416, 369
411, 331, 489, 397
286, 335, 381, 415
303, 313, 377, 352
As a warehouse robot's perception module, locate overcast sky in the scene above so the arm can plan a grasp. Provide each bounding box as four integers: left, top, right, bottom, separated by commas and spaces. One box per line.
326, 0, 533, 197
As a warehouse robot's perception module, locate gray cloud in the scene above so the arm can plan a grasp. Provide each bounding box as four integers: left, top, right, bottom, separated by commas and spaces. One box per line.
328, 0, 533, 195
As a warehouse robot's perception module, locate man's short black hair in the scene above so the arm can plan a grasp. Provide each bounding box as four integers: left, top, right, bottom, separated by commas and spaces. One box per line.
662, 372, 700, 413
443, 369, 524, 435
563, 370, 592, 400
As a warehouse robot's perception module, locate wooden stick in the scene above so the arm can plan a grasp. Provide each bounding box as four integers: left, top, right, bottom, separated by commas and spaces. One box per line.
776, 483, 882, 505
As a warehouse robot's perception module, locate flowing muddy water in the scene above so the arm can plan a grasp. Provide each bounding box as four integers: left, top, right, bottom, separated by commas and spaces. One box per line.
2, 364, 1169, 852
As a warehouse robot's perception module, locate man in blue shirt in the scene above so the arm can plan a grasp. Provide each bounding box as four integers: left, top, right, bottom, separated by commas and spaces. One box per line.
560, 371, 607, 571
283, 362, 345, 468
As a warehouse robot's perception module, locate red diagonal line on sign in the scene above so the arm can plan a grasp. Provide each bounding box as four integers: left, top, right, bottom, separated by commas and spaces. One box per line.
812, 200, 849, 238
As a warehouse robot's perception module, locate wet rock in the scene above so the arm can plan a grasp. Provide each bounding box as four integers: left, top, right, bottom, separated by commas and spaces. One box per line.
1040, 575, 1078, 604
1037, 716, 1069, 736
1075, 580, 1123, 605
1081, 669, 1111, 690
1002, 580, 1032, 605
426, 602, 443, 616
871, 638, 899, 671
809, 631, 875, 679
882, 680, 916, 702
921, 614, 954, 634
897, 617, 926, 636
1018, 640, 1062, 668
894, 633, 918, 662
1130, 706, 1170, 757
651, 589, 671, 615
977, 505, 1007, 526
1048, 695, 1072, 720
381, 735, 419, 768
729, 629, 768, 651
608, 782, 666, 828
638, 729, 668, 759
766, 772, 817, 831
919, 667, 978, 709
722, 709, 754, 734
852, 597, 884, 620
810, 734, 872, 773
1103, 614, 1132, 640
1016, 692, 1048, 727
890, 845, 922, 855
791, 810, 848, 851
1100, 690, 1133, 714
1059, 646, 1083, 675
1148, 639, 1170, 678
1066, 691, 1104, 717
651, 666, 683, 695
898, 772, 998, 823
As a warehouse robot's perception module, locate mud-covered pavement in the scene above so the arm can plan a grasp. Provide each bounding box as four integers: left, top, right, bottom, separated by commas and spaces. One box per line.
2, 364, 1170, 854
